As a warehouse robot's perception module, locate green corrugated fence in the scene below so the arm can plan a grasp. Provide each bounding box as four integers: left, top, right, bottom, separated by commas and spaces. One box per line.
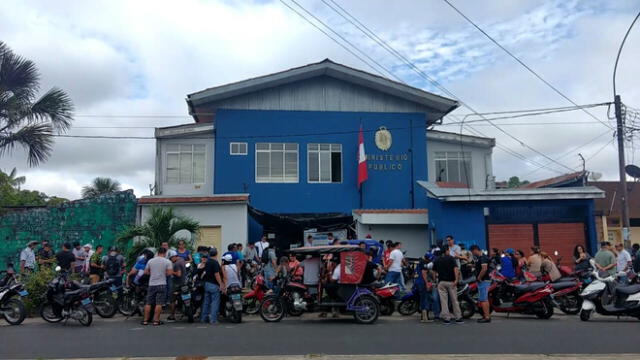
0, 190, 137, 269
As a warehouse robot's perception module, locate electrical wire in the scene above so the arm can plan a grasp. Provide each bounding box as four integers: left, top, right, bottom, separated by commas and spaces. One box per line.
310, 0, 577, 174
440, 0, 614, 131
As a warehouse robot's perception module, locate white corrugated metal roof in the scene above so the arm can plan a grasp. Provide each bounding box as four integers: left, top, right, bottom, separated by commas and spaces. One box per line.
417, 181, 605, 202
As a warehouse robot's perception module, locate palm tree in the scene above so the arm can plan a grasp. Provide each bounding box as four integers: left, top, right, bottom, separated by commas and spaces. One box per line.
117, 207, 200, 265
3, 167, 25, 189
0, 41, 74, 166
81, 177, 121, 198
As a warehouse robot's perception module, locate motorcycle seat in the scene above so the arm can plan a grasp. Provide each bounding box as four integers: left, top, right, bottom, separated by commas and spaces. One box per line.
514, 282, 546, 293
615, 284, 640, 295
557, 277, 576, 283
550, 281, 576, 290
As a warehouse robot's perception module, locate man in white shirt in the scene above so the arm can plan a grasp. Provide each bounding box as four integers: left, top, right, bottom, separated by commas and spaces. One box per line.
385, 241, 405, 291
615, 243, 632, 284
447, 235, 463, 266
20, 241, 38, 274
301, 255, 321, 292
255, 236, 269, 258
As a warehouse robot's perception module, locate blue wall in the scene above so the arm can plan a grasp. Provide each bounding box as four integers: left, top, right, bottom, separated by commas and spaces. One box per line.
215, 109, 427, 214
427, 197, 598, 253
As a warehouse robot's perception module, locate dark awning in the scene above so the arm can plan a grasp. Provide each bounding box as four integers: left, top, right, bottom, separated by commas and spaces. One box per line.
248, 206, 352, 232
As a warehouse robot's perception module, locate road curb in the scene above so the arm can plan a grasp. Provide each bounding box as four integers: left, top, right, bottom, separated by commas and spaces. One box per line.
50, 354, 640, 360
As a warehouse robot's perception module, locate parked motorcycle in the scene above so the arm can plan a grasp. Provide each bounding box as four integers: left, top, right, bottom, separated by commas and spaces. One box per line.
90, 279, 118, 318
40, 266, 94, 326
372, 282, 399, 316
487, 268, 555, 319
579, 259, 640, 321
243, 272, 267, 314
397, 278, 476, 319
0, 270, 28, 325
118, 282, 147, 317
397, 283, 420, 316
220, 285, 243, 323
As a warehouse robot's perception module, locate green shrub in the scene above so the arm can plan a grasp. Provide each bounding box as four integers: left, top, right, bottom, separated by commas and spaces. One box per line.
22, 267, 55, 314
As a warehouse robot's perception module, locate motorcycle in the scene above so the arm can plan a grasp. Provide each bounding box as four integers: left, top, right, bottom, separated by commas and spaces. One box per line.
397, 283, 420, 316
487, 268, 555, 319
90, 279, 118, 318
397, 278, 476, 319
170, 263, 195, 323
243, 272, 267, 314
579, 259, 640, 321
243, 259, 261, 288
40, 266, 94, 326
118, 282, 147, 317
372, 282, 399, 316
220, 284, 243, 323
0, 270, 28, 325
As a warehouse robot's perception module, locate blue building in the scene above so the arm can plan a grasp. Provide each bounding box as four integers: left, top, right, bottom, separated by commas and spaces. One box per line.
141, 60, 603, 260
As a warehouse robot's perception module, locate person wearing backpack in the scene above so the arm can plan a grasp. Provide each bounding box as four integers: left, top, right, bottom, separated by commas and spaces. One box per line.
102, 246, 125, 288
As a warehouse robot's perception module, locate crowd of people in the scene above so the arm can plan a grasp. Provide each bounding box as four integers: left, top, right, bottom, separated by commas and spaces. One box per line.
11, 234, 640, 326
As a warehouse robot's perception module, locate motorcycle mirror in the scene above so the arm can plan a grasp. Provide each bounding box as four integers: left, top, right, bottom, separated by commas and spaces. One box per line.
496, 265, 502, 271
589, 258, 596, 266
55, 266, 61, 272
185, 262, 191, 268
554, 251, 559, 256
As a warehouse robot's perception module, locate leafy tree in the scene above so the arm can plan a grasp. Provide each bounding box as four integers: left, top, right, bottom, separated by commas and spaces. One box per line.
0, 168, 68, 211
507, 176, 530, 188
81, 177, 121, 198
116, 207, 199, 265
4, 168, 25, 189
0, 41, 74, 166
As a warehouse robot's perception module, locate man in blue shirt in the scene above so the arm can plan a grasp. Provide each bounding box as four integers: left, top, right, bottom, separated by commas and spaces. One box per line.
223, 244, 239, 264
501, 249, 516, 279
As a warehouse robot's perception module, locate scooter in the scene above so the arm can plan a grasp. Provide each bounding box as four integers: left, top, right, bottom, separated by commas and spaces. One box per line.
220, 285, 243, 323
372, 282, 399, 316
487, 268, 555, 319
579, 259, 640, 321
0, 270, 28, 325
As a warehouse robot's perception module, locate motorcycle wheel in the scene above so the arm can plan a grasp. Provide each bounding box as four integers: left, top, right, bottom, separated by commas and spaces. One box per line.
229, 308, 242, 323
397, 299, 418, 316
580, 309, 592, 322
244, 298, 260, 315
559, 293, 582, 315
118, 292, 138, 317
535, 298, 554, 319
2, 298, 26, 325
380, 299, 395, 316
288, 306, 304, 317
259, 296, 285, 322
40, 302, 63, 323
77, 306, 93, 327
183, 303, 194, 323
353, 295, 379, 324
94, 291, 117, 318
460, 298, 476, 319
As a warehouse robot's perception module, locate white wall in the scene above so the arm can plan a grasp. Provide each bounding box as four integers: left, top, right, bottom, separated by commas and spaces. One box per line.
427, 140, 493, 189
139, 202, 248, 251
155, 136, 215, 196
356, 222, 428, 259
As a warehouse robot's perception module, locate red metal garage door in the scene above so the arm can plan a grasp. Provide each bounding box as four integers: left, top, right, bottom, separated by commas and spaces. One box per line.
538, 223, 586, 267
487, 224, 534, 254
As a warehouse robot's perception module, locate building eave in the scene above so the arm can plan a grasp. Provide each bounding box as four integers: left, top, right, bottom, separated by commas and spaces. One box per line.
352, 209, 428, 225
155, 123, 214, 139
187, 59, 459, 117
427, 129, 495, 148
138, 194, 248, 205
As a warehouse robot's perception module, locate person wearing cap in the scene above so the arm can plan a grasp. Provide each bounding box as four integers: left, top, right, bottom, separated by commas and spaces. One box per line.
20, 240, 38, 274
37, 241, 55, 269
83, 244, 94, 273
416, 252, 438, 323
167, 250, 186, 322
594, 241, 617, 277
102, 246, 125, 289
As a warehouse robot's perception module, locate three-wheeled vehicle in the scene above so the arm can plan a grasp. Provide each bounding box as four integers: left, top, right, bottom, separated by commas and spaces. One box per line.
259, 245, 381, 324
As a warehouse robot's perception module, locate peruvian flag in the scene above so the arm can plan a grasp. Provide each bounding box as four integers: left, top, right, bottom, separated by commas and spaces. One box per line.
358, 125, 368, 188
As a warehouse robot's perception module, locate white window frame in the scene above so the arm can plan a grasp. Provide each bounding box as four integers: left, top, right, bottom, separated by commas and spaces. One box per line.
165, 143, 207, 185
307, 143, 343, 184
255, 143, 299, 183
229, 142, 247, 156
434, 151, 472, 185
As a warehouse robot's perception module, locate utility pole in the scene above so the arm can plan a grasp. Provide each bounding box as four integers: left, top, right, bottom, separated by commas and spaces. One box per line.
614, 95, 631, 247
612, 11, 639, 248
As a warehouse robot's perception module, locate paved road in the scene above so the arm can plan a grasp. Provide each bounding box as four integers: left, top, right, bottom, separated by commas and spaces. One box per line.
1, 313, 638, 359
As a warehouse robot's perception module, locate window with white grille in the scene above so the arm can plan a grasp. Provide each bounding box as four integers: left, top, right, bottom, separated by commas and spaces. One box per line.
166, 144, 206, 184
255, 143, 298, 183
308, 143, 342, 183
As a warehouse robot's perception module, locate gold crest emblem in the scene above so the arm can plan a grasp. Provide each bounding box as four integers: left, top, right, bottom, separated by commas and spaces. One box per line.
375, 126, 392, 151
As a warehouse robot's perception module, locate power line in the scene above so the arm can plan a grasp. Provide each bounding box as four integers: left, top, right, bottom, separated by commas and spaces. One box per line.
455, 102, 611, 118
586, 138, 615, 162
314, 0, 576, 173
439, 121, 610, 127
440, 0, 614, 131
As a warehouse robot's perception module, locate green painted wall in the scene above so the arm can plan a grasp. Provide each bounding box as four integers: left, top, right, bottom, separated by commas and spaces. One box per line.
0, 190, 137, 268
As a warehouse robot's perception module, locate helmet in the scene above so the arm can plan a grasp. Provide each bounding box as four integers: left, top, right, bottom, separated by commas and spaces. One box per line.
504, 248, 515, 255
167, 250, 178, 258
222, 254, 233, 263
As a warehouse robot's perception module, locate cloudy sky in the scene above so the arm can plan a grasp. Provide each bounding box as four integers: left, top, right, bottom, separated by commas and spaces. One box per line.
1, 0, 639, 199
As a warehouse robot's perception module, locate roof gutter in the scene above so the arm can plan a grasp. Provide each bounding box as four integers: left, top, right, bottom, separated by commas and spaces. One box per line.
186, 96, 199, 123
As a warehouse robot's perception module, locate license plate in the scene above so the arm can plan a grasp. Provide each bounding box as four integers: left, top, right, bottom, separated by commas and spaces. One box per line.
81, 298, 92, 306
110, 285, 118, 292
233, 301, 243, 310
181, 293, 191, 301
18, 290, 28, 297
231, 293, 241, 300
